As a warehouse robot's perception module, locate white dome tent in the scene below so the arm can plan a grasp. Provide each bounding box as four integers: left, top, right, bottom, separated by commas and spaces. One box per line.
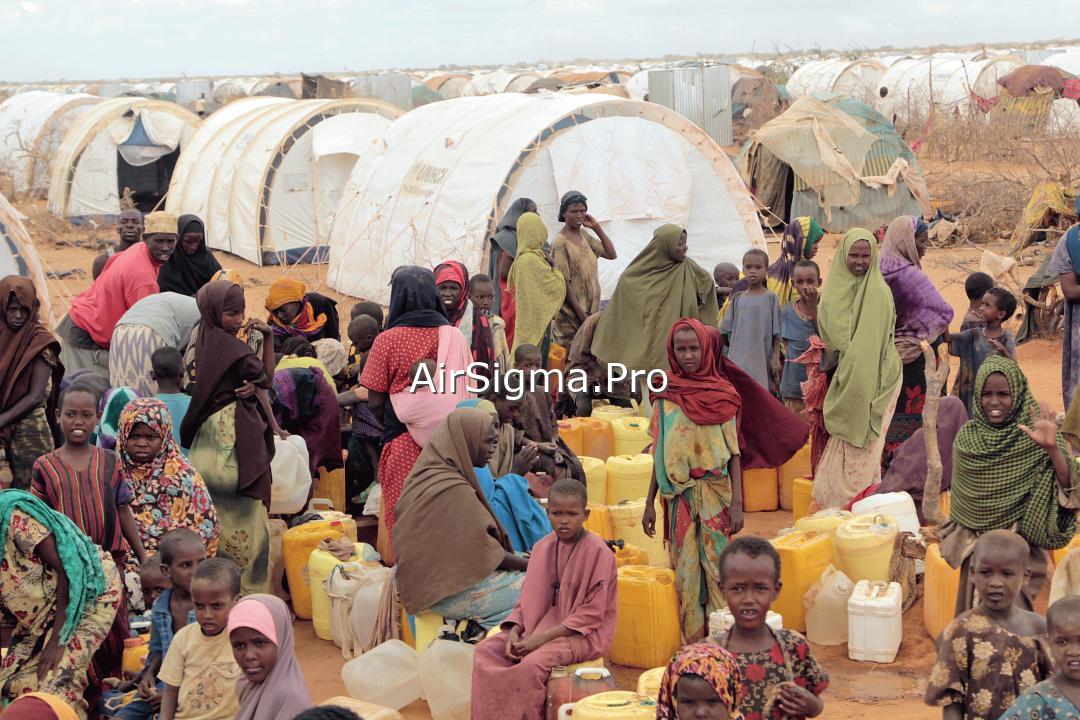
1046, 52, 1080, 76
0, 91, 102, 195
47, 98, 201, 220
0, 192, 52, 321
787, 59, 886, 102
327, 93, 764, 303
167, 97, 401, 266
879, 55, 1021, 122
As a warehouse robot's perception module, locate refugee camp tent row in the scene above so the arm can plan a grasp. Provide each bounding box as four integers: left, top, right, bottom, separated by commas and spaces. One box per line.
875, 55, 1022, 122
167, 97, 401, 266
786, 58, 887, 103
424, 74, 471, 99
461, 70, 544, 96
0, 191, 52, 320
0, 91, 103, 195
327, 92, 764, 303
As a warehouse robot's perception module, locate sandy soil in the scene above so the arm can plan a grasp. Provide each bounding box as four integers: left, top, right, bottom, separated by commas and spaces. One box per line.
13, 195, 1066, 719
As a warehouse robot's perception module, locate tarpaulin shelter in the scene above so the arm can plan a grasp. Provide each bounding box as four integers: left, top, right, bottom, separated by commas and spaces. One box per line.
0, 191, 52, 321
1008, 180, 1078, 255
998, 65, 1071, 98
327, 92, 764, 302
0, 91, 102, 195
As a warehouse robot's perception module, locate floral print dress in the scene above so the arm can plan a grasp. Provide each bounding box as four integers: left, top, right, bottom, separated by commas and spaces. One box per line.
716, 626, 829, 720
0, 510, 123, 719
1000, 678, 1080, 719
926, 608, 1053, 720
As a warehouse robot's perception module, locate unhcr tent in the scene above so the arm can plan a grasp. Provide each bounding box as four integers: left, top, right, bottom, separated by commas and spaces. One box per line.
739, 94, 931, 232
0, 192, 51, 321
0, 91, 102, 195
787, 59, 886, 102
327, 93, 764, 302
47, 98, 201, 220
167, 97, 401, 266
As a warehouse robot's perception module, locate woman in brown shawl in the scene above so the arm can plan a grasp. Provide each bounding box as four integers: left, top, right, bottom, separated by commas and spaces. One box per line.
181, 280, 277, 594
0, 276, 63, 489
393, 408, 528, 628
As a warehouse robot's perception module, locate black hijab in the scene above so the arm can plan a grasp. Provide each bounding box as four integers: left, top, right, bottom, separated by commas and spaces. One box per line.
157, 215, 221, 296
385, 266, 449, 330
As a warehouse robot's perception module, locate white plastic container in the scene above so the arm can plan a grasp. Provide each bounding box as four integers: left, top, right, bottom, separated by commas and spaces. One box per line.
708, 608, 783, 638
342, 639, 422, 710
319, 697, 405, 720
269, 435, 311, 514
851, 492, 919, 535
419, 639, 475, 720
847, 580, 903, 663
804, 565, 854, 646
329, 563, 391, 657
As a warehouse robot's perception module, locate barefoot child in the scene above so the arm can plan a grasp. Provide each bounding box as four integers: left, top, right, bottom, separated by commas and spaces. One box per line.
656, 643, 744, 720
779, 260, 821, 414
949, 287, 1018, 414
151, 347, 191, 454
470, 478, 617, 720
925, 530, 1052, 720
721, 249, 782, 391
712, 536, 827, 719
159, 558, 243, 720
228, 594, 313, 720
1000, 595, 1080, 718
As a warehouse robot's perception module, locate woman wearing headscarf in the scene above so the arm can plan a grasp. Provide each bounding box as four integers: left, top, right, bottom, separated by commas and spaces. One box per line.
109, 292, 200, 396
489, 198, 538, 347
878, 215, 953, 469
228, 594, 312, 720
263, 277, 340, 353
271, 366, 342, 476
656, 643, 744, 720
95, 387, 139, 451
360, 266, 473, 560
728, 216, 824, 309
0, 490, 123, 719
550, 191, 617, 349
593, 224, 719, 373
942, 356, 1080, 613
182, 280, 276, 594
393, 408, 527, 627
156, 215, 221, 296
182, 269, 265, 388
0, 692, 78, 720
812, 229, 902, 510
0, 276, 63, 489
434, 259, 496, 373
508, 213, 566, 358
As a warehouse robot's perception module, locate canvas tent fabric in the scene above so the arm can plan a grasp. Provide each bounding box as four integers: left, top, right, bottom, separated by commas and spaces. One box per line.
0, 192, 52, 321
1047, 53, 1080, 77
0, 91, 102, 195
166, 97, 401, 266
876, 55, 1021, 122
46, 98, 200, 220
787, 59, 886, 103
327, 93, 764, 303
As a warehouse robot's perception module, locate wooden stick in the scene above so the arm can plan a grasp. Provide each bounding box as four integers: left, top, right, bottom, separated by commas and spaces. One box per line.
921, 341, 951, 527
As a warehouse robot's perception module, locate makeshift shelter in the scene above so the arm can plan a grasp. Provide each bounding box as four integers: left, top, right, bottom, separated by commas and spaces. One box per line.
167, 97, 401, 266
0, 91, 102, 195
0, 191, 52, 321
1008, 180, 1078, 255
350, 75, 411, 110
327, 93, 764, 302
787, 59, 886, 102
47, 98, 201, 219
730, 68, 784, 143
461, 71, 542, 96
998, 65, 1071, 98
425, 74, 471, 99
739, 94, 931, 232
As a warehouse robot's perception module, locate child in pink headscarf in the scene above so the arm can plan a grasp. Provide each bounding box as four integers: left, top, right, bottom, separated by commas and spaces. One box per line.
228, 594, 312, 720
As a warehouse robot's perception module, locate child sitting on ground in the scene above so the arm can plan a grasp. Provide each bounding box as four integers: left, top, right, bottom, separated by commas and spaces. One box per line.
470, 478, 617, 719
961, 272, 994, 331
949, 286, 1018, 414
158, 558, 242, 720
118, 529, 205, 720
779, 260, 821, 414
1000, 595, 1080, 718
228, 594, 313, 719
514, 344, 583, 483
471, 274, 510, 369
712, 536, 827, 719
721, 249, 781, 392
925, 529, 1052, 720
151, 347, 191, 455
656, 643, 744, 720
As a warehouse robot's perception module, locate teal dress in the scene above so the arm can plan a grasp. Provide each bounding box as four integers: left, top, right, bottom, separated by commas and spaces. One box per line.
1000, 679, 1080, 719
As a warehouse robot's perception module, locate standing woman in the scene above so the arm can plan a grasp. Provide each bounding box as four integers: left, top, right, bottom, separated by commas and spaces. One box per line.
878, 215, 953, 469
264, 278, 340, 353
489, 198, 537, 348
550, 191, 616, 349
0, 276, 63, 490
1050, 221, 1080, 407
156, 214, 221, 296
813, 229, 902, 510
434, 259, 496, 372
182, 280, 277, 595
508, 213, 566, 358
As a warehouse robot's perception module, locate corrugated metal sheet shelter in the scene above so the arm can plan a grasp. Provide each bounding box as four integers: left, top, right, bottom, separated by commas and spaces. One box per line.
0, 91, 102, 195
328, 93, 764, 302
787, 59, 886, 102
0, 192, 52, 321
350, 74, 412, 110
167, 97, 401, 265
648, 66, 733, 146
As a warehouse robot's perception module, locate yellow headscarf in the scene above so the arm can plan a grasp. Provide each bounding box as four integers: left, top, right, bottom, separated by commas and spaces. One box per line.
265, 278, 306, 311
508, 213, 566, 354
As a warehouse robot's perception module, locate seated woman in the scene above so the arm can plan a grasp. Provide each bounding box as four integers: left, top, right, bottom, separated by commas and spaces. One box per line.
392, 408, 528, 628
272, 365, 342, 476
0, 490, 124, 719
471, 478, 616, 720
264, 277, 340, 353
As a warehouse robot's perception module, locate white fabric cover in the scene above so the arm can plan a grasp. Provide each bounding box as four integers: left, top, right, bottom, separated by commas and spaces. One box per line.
0, 192, 52, 321
0, 92, 100, 193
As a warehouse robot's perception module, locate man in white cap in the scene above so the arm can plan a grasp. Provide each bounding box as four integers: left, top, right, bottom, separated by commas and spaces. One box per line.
57, 211, 179, 376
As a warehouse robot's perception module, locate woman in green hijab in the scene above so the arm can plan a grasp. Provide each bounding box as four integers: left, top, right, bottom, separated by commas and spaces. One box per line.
592, 224, 719, 373
812, 229, 902, 510
508, 213, 566, 358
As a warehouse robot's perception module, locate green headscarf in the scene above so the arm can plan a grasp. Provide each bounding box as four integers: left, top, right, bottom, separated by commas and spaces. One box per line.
951, 356, 1078, 549
818, 228, 902, 448
0, 490, 108, 644
508, 212, 566, 354
592, 224, 719, 372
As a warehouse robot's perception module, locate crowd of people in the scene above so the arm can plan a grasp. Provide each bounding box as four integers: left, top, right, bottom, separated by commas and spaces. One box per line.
1, 187, 1080, 720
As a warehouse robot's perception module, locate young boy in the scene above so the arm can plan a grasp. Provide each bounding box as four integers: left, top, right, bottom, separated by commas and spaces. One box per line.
949, 286, 1018, 414
779, 259, 821, 413
714, 536, 828, 719
158, 557, 243, 720
714, 262, 741, 309
721, 249, 782, 392
118, 529, 205, 720
961, 272, 994, 331
471, 274, 509, 369
339, 313, 383, 510
1000, 595, 1080, 718
470, 478, 617, 719
139, 555, 170, 609
151, 347, 191, 454
514, 344, 579, 483
926, 529, 1052, 720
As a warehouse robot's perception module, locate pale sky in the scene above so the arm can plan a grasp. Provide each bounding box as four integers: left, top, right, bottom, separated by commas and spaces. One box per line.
0, 0, 1075, 83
